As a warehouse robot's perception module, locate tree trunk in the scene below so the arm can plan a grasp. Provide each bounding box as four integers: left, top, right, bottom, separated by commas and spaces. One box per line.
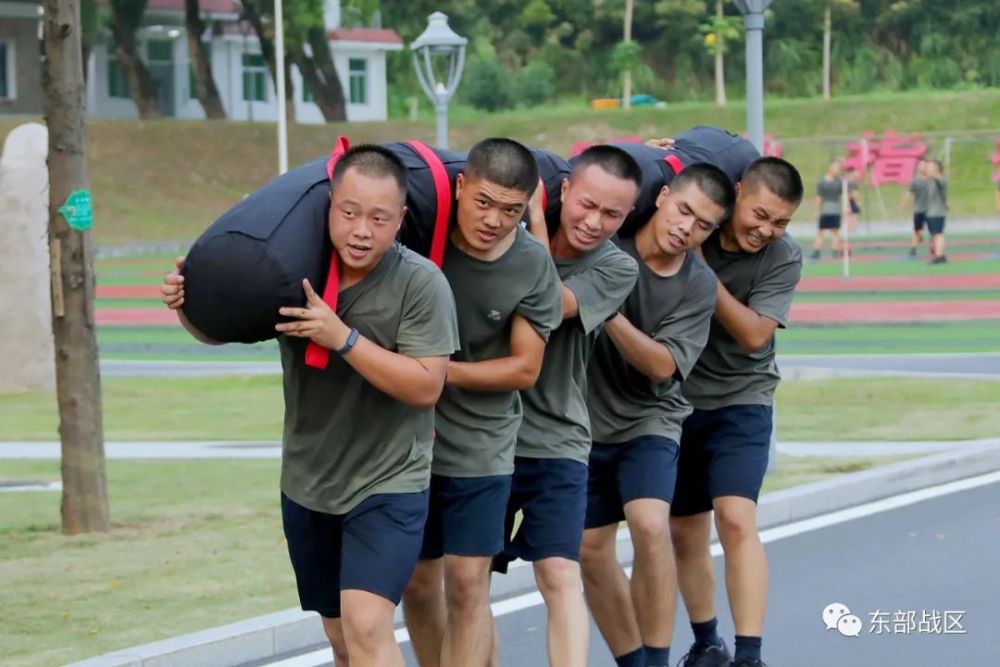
823, 3, 832, 100
185, 0, 226, 118
242, 0, 278, 93
306, 27, 347, 122
284, 55, 295, 126
622, 0, 634, 109
109, 0, 159, 118
41, 0, 111, 535
715, 0, 726, 106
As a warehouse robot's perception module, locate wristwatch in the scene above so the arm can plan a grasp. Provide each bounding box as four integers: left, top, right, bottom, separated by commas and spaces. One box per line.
337, 328, 360, 355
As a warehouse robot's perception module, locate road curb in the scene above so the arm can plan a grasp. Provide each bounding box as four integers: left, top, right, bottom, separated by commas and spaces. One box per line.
66, 441, 1000, 667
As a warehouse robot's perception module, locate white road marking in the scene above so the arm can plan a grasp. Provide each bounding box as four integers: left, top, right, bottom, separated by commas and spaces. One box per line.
262, 470, 1000, 667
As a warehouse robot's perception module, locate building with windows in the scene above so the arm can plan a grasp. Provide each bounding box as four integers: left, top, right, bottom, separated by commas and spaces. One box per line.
0, 0, 402, 123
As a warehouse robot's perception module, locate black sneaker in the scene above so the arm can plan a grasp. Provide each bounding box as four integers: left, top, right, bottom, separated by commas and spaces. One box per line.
677, 641, 731, 667
931, 255, 948, 264
908, 247, 917, 257
809, 250, 820, 260
731, 658, 767, 667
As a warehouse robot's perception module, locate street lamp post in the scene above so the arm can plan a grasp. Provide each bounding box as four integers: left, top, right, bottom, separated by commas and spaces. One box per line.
733, 0, 773, 155
410, 12, 467, 149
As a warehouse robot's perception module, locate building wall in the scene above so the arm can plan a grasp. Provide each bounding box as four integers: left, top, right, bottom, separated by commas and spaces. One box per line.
0, 16, 43, 115
295, 48, 390, 124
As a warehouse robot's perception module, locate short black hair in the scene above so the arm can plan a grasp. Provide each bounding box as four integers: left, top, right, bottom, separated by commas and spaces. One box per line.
464, 138, 539, 195
571, 144, 642, 190
331, 144, 408, 205
742, 157, 804, 205
671, 162, 737, 222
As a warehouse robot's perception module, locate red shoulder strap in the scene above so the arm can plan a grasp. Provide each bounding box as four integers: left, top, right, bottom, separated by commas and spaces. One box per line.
663, 153, 684, 176
405, 140, 451, 268
305, 136, 351, 370
539, 177, 548, 214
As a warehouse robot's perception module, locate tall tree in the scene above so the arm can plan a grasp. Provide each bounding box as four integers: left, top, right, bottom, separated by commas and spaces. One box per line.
185, 0, 227, 118
240, 0, 295, 124
42, 0, 111, 534
700, 0, 740, 106
109, 0, 159, 118
286, 0, 347, 122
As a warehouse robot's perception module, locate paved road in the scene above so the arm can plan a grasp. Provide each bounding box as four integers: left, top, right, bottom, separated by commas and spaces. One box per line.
99, 353, 1000, 379
439, 474, 1000, 666
779, 352, 1000, 379
254, 473, 1000, 667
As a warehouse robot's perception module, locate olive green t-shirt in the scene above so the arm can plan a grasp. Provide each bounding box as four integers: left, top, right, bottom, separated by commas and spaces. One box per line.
817, 178, 844, 216
925, 177, 948, 218
433, 228, 563, 477
279, 243, 460, 515
683, 231, 802, 410
588, 241, 717, 444
516, 241, 639, 464
910, 176, 929, 213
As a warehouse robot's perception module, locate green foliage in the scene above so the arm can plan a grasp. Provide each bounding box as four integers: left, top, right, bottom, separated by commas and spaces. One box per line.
461, 56, 513, 111
514, 61, 556, 107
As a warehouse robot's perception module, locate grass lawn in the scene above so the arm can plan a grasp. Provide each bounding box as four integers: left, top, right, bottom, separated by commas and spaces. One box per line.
2, 376, 999, 443
0, 450, 915, 667
777, 320, 1000, 355
3, 90, 999, 246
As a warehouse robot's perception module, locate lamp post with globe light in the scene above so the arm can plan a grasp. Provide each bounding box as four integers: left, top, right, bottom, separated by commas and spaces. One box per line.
410, 12, 467, 149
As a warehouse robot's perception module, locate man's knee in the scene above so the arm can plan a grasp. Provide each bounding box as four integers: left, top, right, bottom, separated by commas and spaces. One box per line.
321, 616, 350, 665
534, 557, 581, 597
714, 500, 759, 548
403, 560, 442, 608
341, 592, 395, 654
579, 528, 616, 578
444, 558, 490, 614
627, 510, 670, 554
670, 514, 710, 561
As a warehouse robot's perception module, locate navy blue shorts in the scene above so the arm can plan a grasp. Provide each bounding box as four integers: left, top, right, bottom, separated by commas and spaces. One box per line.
281, 490, 428, 618
419, 474, 512, 560
492, 456, 588, 573
818, 214, 841, 230
913, 212, 927, 231
585, 435, 680, 529
671, 405, 773, 517
926, 216, 945, 235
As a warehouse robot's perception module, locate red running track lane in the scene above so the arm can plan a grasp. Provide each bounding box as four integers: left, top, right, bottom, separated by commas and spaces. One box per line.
96, 275, 1000, 299
790, 300, 1000, 324
98, 300, 1000, 326
97, 309, 179, 325
97, 285, 162, 299
798, 274, 1000, 292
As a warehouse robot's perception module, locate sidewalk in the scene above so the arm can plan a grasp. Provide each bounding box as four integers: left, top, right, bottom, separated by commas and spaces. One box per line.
3, 438, 994, 461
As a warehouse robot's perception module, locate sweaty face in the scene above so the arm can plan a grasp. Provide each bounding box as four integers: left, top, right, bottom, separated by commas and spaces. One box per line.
453, 173, 528, 258
559, 165, 638, 254
328, 168, 406, 274
727, 183, 799, 254
651, 182, 726, 256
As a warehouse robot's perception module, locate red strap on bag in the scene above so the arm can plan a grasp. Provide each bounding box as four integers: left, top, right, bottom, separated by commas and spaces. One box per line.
305, 138, 452, 370
404, 140, 451, 268
305, 136, 351, 369
663, 153, 684, 176
539, 177, 548, 214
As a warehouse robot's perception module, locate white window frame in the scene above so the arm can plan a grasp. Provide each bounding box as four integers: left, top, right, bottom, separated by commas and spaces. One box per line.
242, 52, 267, 103
0, 39, 16, 101
348, 57, 367, 105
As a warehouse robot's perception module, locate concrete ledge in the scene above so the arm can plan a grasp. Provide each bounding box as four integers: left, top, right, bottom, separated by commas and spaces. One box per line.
67, 441, 1000, 667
